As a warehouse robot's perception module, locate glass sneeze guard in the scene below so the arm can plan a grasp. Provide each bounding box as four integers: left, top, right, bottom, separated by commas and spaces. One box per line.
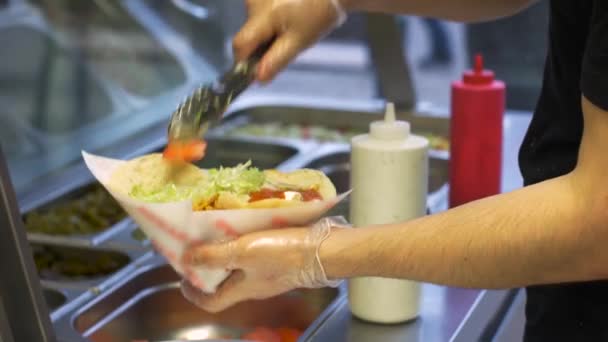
0, 0, 224, 196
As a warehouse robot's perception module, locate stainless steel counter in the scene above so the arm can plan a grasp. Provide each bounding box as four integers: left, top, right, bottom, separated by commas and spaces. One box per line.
305, 111, 533, 342
307, 285, 479, 342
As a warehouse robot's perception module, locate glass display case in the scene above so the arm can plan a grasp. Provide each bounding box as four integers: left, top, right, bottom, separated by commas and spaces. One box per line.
0, 0, 221, 195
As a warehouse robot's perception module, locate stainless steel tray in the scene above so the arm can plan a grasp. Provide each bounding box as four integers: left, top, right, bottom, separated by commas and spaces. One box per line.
212, 100, 450, 157
23, 183, 133, 247
42, 250, 157, 324
33, 242, 148, 290
54, 256, 344, 342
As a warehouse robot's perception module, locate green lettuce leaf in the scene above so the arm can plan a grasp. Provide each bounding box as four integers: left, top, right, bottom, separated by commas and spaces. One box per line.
128, 161, 265, 204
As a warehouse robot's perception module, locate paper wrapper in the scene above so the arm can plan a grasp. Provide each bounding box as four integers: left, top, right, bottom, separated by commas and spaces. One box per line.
82, 151, 350, 293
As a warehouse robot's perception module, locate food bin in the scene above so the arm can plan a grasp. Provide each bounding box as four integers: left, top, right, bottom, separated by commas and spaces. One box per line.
58, 257, 343, 342
214, 102, 450, 154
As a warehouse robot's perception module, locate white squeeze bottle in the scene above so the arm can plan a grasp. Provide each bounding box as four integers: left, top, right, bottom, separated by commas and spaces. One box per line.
348, 102, 429, 324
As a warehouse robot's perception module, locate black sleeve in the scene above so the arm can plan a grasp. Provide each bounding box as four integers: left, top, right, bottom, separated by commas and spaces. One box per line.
581, 1, 608, 111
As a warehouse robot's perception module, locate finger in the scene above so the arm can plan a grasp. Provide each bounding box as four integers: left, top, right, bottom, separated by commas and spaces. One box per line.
183, 240, 237, 268
182, 270, 250, 313
257, 33, 304, 83
233, 15, 276, 61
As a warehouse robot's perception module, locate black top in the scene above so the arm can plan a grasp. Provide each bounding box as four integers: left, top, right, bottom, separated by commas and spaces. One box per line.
518, 1, 608, 341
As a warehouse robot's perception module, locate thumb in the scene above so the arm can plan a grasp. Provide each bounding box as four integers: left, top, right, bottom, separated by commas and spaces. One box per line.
183, 240, 238, 269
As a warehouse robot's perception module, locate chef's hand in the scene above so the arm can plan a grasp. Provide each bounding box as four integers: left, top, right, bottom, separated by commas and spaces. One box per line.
181, 217, 346, 312
234, 0, 347, 82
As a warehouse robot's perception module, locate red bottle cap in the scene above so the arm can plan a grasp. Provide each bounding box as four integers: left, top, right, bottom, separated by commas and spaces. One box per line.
463, 54, 495, 85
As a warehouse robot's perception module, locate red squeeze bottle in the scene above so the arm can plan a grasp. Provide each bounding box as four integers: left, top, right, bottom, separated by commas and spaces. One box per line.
449, 54, 505, 208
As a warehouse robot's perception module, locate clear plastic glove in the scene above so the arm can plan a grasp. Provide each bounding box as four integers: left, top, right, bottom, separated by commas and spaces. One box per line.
234, 0, 347, 82
181, 216, 349, 313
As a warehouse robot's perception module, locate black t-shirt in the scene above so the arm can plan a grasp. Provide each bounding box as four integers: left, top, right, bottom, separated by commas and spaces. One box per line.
518, 1, 608, 341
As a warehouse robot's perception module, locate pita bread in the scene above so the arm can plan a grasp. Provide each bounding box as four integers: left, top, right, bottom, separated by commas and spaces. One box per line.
112, 153, 336, 210
108, 153, 206, 194
239, 169, 336, 209
263, 169, 337, 199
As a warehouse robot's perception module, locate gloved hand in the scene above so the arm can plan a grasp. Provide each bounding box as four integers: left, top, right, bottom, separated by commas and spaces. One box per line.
181, 216, 349, 313
233, 0, 347, 82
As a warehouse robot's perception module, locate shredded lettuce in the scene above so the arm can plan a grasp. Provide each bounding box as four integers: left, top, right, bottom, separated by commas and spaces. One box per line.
128, 161, 265, 203
206, 160, 265, 195
129, 183, 203, 203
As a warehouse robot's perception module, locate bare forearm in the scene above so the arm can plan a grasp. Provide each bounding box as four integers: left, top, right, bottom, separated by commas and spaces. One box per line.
321, 174, 607, 289
341, 0, 536, 22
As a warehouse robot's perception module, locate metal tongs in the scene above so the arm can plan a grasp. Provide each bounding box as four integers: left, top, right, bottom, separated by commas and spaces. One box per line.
167, 42, 272, 142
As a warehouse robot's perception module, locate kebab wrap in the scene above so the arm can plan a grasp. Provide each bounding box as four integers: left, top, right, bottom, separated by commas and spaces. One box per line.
82, 152, 349, 293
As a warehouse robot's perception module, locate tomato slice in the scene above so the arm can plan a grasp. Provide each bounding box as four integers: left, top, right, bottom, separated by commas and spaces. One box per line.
241, 327, 281, 342
163, 139, 207, 162
248, 188, 286, 202
299, 189, 323, 201
248, 188, 323, 203
275, 327, 302, 342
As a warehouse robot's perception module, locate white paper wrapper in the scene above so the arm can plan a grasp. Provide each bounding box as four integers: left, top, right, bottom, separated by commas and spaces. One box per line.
82, 151, 350, 293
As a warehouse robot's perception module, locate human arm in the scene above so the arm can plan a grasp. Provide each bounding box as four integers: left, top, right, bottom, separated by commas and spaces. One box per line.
182, 96, 608, 313
321, 106, 608, 288
341, 0, 536, 22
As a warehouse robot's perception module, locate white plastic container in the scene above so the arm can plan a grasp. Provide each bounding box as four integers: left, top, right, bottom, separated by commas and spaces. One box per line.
348, 103, 429, 324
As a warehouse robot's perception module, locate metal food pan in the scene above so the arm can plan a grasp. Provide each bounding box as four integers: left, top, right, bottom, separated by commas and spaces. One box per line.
40, 250, 157, 324
41, 286, 90, 322
23, 182, 134, 247
213, 102, 450, 154
43, 287, 67, 312
32, 242, 147, 290
55, 257, 343, 342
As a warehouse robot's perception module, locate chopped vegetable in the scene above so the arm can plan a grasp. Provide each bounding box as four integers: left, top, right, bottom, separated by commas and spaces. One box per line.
207, 161, 266, 196
33, 245, 129, 280
129, 182, 205, 203
131, 228, 148, 242
227, 122, 450, 151
248, 188, 322, 202
129, 161, 265, 208
241, 327, 281, 342
241, 327, 302, 342
163, 139, 207, 162
23, 185, 126, 236
275, 327, 301, 342
227, 122, 355, 143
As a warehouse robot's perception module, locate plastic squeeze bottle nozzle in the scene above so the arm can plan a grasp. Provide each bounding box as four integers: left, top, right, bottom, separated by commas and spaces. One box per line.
348, 103, 429, 324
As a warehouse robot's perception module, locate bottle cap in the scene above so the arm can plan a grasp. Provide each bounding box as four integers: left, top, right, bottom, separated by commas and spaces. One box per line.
370, 103, 410, 140
463, 54, 494, 85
